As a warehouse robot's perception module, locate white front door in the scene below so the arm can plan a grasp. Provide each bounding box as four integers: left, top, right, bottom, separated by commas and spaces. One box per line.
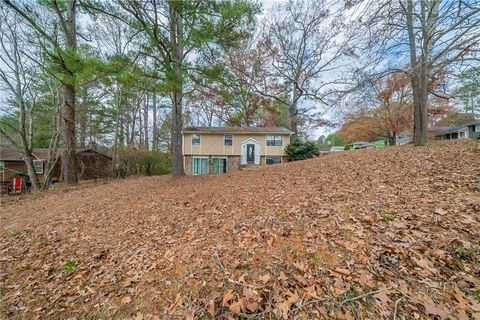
241, 139, 260, 165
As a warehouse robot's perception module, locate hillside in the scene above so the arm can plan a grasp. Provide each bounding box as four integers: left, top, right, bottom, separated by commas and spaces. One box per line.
1, 141, 479, 319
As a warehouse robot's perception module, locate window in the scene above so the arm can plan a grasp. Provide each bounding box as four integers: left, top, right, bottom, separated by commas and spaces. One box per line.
266, 156, 282, 165
224, 134, 233, 146
267, 135, 282, 146
193, 157, 208, 175
0, 161, 4, 172
211, 157, 227, 174
33, 160, 43, 174
192, 134, 201, 145
475, 124, 480, 132
459, 131, 466, 139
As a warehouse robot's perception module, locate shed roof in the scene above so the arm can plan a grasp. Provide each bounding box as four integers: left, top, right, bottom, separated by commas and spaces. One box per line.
182, 126, 292, 134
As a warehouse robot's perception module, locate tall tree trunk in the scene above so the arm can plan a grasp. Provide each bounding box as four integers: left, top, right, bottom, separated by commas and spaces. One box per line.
169, 2, 184, 177
78, 87, 88, 148
62, 83, 78, 183
152, 93, 158, 151
290, 82, 299, 140
144, 94, 149, 149
19, 100, 39, 190
61, 0, 78, 183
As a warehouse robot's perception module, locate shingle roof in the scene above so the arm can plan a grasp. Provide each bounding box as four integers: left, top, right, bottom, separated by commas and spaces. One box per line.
0, 147, 111, 161
434, 119, 479, 135
0, 147, 48, 161
182, 126, 292, 134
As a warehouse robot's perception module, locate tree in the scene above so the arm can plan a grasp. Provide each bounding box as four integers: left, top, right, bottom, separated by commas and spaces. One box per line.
457, 66, 480, 117
339, 74, 414, 145
88, 0, 257, 177
0, 8, 41, 190
4, 0, 81, 183
260, 0, 353, 139
356, 0, 480, 146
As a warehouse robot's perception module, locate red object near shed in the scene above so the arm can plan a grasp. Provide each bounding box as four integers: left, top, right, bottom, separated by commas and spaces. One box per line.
12, 176, 23, 194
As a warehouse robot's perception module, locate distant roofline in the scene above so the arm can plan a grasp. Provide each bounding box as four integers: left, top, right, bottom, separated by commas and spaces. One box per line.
181, 126, 293, 134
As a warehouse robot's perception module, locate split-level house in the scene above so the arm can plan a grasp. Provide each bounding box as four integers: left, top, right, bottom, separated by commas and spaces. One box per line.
182, 127, 292, 175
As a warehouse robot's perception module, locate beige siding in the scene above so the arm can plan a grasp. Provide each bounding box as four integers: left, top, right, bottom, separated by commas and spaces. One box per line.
183, 133, 290, 156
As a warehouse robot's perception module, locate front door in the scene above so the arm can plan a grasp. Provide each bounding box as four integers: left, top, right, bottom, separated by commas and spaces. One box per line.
247, 144, 255, 164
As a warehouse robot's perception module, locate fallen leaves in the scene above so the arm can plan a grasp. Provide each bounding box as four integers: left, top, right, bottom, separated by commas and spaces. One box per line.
1, 140, 479, 318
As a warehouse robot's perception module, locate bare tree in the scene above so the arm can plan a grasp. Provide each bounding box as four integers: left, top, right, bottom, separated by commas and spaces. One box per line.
356, 0, 480, 145
4, 0, 80, 182
259, 0, 353, 139
0, 9, 41, 190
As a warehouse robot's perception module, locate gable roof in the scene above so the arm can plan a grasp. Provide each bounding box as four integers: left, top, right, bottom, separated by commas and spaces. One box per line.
182, 126, 292, 134
0, 147, 46, 161
0, 147, 112, 161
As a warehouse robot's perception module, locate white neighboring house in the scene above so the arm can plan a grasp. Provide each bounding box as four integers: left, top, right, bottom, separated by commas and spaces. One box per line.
396, 132, 413, 145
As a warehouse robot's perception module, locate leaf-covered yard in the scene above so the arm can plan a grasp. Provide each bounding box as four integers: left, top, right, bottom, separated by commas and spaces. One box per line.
1, 141, 479, 319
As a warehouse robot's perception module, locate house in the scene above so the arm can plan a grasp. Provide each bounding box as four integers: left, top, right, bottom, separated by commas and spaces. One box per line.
346, 141, 372, 150
0, 147, 49, 182
395, 131, 413, 145
181, 126, 292, 175
434, 119, 480, 140
0, 146, 112, 183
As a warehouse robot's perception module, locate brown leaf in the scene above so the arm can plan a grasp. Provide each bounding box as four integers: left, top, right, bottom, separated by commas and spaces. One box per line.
259, 273, 271, 283
454, 288, 469, 309
207, 299, 215, 317
120, 296, 131, 305
423, 301, 449, 319
222, 289, 235, 307
330, 268, 351, 276
168, 293, 182, 315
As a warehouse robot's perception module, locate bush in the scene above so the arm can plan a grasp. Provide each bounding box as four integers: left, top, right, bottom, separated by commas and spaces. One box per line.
116, 148, 172, 177
285, 140, 319, 161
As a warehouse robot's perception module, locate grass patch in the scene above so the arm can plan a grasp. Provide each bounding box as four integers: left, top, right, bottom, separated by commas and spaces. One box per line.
383, 212, 395, 222
453, 247, 475, 261
64, 259, 81, 274
343, 283, 361, 300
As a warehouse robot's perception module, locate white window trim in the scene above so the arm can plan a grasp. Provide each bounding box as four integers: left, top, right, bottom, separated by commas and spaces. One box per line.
0, 160, 4, 173
224, 134, 233, 146
33, 160, 44, 174
211, 156, 228, 174
192, 134, 201, 146
265, 156, 282, 165
192, 156, 208, 175
266, 135, 283, 146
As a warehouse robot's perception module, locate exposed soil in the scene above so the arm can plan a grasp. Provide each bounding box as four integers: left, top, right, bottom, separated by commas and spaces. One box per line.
1, 140, 479, 319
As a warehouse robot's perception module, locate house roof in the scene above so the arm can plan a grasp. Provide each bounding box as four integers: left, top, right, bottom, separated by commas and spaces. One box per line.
0, 147, 46, 161
182, 126, 293, 134
0, 147, 112, 161
434, 119, 479, 136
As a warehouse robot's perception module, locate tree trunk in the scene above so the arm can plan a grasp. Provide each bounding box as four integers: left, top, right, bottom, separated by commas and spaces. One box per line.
290, 82, 299, 140
144, 94, 149, 149
152, 93, 158, 151
61, 0, 78, 183
169, 2, 185, 177
62, 83, 78, 183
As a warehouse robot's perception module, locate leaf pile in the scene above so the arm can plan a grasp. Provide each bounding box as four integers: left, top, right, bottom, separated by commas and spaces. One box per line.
1, 140, 479, 319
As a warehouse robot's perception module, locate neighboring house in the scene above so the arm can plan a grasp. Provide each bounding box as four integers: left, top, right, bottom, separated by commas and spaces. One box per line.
182, 126, 292, 175
395, 131, 413, 145
346, 141, 372, 150
331, 146, 345, 151
0, 147, 48, 182
434, 120, 480, 140
0, 146, 112, 182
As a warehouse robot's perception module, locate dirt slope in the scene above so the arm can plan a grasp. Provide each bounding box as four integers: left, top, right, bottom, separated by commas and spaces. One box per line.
1, 140, 479, 319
